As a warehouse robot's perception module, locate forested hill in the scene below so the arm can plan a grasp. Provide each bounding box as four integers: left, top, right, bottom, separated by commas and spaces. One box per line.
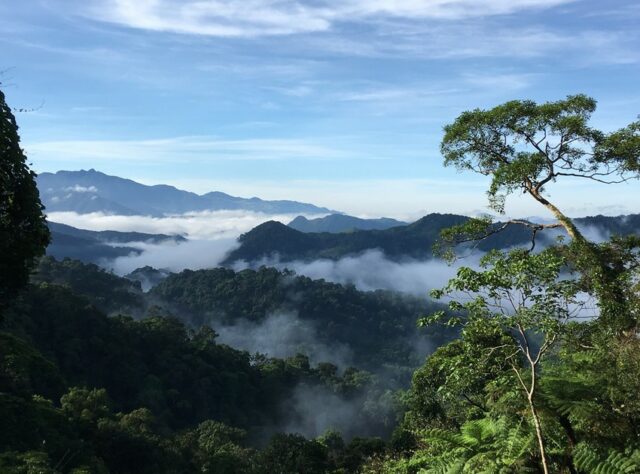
46, 221, 185, 264
288, 214, 407, 233
30, 257, 455, 371
149, 266, 454, 370
2, 274, 398, 471
224, 213, 640, 264
0, 256, 457, 471
223, 213, 535, 264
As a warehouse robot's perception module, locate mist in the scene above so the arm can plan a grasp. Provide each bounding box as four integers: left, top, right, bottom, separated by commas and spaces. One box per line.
104, 238, 240, 275
47, 209, 318, 239
215, 312, 353, 369
279, 383, 397, 440
233, 249, 479, 296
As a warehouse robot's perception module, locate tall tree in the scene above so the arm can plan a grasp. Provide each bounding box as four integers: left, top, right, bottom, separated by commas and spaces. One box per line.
0, 88, 50, 311
439, 94, 640, 329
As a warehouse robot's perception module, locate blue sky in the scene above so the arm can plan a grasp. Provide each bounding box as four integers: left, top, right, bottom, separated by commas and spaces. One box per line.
2, 0, 640, 218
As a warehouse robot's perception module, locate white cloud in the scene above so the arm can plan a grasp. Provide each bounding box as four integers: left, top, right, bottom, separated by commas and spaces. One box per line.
46, 209, 316, 239
64, 185, 98, 193
82, 0, 575, 37
107, 238, 239, 274
234, 249, 468, 295
26, 136, 359, 163
216, 311, 353, 368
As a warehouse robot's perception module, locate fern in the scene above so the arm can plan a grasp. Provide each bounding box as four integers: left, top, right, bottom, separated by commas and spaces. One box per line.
574, 444, 640, 474
416, 417, 535, 474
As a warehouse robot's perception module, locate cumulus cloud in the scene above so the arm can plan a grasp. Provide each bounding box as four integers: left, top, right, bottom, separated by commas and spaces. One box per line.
82, 0, 574, 37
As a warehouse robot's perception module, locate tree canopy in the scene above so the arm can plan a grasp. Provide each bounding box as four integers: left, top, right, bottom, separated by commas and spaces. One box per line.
0, 88, 49, 309
441, 94, 640, 237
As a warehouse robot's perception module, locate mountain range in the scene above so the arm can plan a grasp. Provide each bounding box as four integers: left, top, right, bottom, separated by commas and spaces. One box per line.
37, 169, 334, 216
223, 213, 640, 264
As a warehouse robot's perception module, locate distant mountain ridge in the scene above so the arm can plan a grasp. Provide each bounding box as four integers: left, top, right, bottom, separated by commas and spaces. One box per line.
47, 221, 185, 264
37, 169, 335, 216
288, 214, 407, 233
224, 213, 640, 264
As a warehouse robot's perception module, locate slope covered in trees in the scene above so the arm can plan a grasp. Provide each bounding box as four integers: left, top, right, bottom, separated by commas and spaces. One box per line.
288, 214, 407, 233
149, 266, 454, 370
3, 87, 640, 473
0, 281, 396, 472
224, 212, 640, 265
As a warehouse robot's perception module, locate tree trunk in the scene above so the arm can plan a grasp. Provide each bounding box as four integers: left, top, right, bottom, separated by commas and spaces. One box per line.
528, 395, 550, 474
528, 188, 633, 330
558, 415, 578, 474
527, 189, 585, 243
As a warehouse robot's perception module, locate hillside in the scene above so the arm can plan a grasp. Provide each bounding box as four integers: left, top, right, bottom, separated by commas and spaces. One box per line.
149, 265, 454, 370
223, 213, 535, 264
46, 221, 185, 264
224, 213, 640, 264
37, 169, 335, 216
288, 214, 407, 233
2, 277, 397, 472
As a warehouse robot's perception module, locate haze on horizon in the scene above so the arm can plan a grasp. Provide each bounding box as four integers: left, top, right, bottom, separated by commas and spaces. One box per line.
2, 0, 640, 219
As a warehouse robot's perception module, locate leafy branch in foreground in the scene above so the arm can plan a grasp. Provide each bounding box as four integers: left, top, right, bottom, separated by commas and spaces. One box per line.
421, 249, 587, 474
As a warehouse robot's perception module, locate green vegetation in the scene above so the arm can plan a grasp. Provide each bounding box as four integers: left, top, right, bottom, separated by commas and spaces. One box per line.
150, 266, 453, 369
0, 89, 49, 310
0, 280, 401, 472
225, 212, 640, 266
366, 95, 640, 473
2, 91, 639, 472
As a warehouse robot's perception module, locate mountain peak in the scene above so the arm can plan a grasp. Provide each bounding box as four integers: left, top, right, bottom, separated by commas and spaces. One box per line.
37, 170, 337, 217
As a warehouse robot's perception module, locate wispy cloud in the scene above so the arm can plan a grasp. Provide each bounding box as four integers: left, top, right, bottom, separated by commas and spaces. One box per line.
301, 24, 637, 63
336, 87, 463, 103
81, 0, 576, 37
26, 136, 363, 163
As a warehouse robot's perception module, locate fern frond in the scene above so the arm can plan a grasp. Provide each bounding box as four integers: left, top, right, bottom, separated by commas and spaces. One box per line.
574, 444, 640, 474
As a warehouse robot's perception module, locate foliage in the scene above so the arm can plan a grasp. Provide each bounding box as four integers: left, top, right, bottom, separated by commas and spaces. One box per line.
33, 257, 145, 315
441, 94, 640, 216
377, 95, 640, 474
439, 94, 640, 330
150, 265, 455, 369
0, 88, 50, 309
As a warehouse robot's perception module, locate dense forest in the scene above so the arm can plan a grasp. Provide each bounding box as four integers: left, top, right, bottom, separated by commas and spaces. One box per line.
2, 88, 640, 473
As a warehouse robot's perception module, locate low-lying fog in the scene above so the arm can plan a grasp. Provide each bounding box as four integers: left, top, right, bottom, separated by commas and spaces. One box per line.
49, 210, 613, 297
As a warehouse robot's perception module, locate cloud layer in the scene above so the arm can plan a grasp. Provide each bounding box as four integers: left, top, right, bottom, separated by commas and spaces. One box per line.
234, 249, 467, 295
47, 209, 305, 239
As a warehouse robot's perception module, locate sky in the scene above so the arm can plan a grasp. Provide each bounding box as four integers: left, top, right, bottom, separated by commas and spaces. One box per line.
2, 0, 640, 219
